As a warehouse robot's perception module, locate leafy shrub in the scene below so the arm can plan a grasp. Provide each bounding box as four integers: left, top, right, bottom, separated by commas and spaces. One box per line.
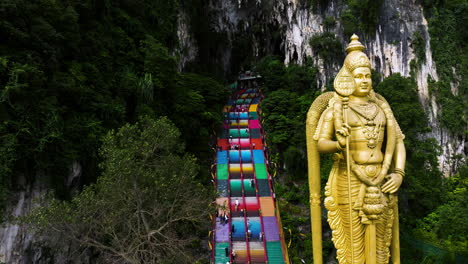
309, 32, 343, 66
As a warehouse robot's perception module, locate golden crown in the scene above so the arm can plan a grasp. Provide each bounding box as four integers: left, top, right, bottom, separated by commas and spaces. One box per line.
343, 34, 371, 72
333, 34, 372, 96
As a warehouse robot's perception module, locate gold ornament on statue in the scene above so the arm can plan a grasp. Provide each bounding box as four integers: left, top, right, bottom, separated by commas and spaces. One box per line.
306, 34, 406, 264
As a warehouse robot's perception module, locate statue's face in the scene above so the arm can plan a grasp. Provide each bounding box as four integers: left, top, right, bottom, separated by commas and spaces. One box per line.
352, 67, 372, 97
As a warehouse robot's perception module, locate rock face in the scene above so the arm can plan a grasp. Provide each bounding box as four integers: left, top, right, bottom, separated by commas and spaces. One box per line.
0, 177, 46, 263
1, 0, 465, 262
177, 0, 464, 174
1, 163, 83, 264
176, 10, 198, 71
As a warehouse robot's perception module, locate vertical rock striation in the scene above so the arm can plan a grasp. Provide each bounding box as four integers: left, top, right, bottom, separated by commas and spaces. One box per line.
193, 0, 464, 173
0, 162, 84, 264
176, 10, 198, 71
0, 178, 46, 263
1, 1, 465, 262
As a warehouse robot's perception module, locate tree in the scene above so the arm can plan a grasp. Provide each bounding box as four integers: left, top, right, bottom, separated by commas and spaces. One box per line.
27, 116, 212, 264
376, 74, 445, 222
414, 165, 468, 255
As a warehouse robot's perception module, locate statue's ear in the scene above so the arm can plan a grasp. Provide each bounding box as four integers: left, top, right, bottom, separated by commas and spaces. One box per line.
333, 66, 355, 97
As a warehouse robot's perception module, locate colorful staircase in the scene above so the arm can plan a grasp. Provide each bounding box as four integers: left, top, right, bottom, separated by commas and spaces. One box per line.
211, 75, 289, 264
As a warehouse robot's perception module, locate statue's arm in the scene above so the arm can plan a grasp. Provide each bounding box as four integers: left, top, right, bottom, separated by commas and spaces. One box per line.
318, 138, 341, 153
393, 139, 406, 172
382, 122, 406, 193
317, 108, 341, 153
393, 121, 406, 172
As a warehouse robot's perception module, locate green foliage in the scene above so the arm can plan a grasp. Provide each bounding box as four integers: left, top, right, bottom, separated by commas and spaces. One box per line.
283, 146, 307, 179
307, 0, 331, 12
255, 56, 288, 93
422, 2, 467, 135
323, 16, 337, 31
375, 74, 430, 140
371, 69, 383, 87
273, 156, 334, 262
274, 181, 314, 261
27, 116, 212, 263
0, 128, 16, 217
340, 0, 384, 37
261, 90, 304, 149
374, 74, 468, 259
341, 9, 360, 37
309, 32, 343, 66
256, 56, 319, 177
414, 165, 468, 254
173, 73, 229, 168
0, 0, 226, 215
376, 74, 444, 221
412, 31, 427, 65
256, 56, 335, 261
435, 83, 466, 134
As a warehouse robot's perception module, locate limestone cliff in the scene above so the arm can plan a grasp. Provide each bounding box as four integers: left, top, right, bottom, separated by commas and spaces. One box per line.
0, 163, 84, 263
178, 0, 465, 174
1, 0, 465, 263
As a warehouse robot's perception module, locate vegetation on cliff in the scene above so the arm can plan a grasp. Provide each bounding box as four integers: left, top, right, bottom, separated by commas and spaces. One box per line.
27, 116, 211, 263
422, 0, 467, 136
0, 0, 227, 219
0, 0, 465, 263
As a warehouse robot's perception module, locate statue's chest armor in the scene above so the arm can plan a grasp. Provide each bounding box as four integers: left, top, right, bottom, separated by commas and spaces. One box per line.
347, 103, 386, 128
346, 103, 386, 150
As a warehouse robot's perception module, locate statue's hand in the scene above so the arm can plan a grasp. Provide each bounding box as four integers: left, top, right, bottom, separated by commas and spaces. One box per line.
335, 124, 351, 148
381, 173, 403, 194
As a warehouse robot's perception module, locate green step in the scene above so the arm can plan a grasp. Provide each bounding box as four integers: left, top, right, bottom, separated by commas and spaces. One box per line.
266, 241, 285, 264
230, 179, 242, 194
254, 163, 268, 179
229, 179, 242, 192
230, 179, 256, 196
215, 242, 230, 264
239, 129, 249, 138
217, 164, 228, 180
243, 179, 256, 196
229, 129, 250, 138
229, 129, 239, 138
249, 112, 259, 120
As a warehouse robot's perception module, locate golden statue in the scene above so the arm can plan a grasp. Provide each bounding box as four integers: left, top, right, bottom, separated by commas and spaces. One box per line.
306, 35, 406, 264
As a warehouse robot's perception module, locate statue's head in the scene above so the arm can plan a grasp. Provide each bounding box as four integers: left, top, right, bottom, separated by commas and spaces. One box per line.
334, 34, 372, 97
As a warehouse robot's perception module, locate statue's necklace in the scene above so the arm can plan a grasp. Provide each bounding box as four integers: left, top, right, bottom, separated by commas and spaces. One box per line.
349, 103, 381, 149
349, 103, 379, 126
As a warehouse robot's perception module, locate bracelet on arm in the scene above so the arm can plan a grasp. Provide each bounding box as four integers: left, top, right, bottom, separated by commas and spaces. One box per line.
336, 141, 344, 151
393, 168, 405, 177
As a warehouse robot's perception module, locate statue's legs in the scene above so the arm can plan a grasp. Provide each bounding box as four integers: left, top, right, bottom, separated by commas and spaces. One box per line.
329, 164, 395, 264
340, 203, 366, 264
390, 196, 400, 264
375, 197, 395, 264
333, 166, 366, 264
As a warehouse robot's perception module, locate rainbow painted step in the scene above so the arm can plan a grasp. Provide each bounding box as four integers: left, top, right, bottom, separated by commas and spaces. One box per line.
214, 242, 230, 264
211, 82, 288, 264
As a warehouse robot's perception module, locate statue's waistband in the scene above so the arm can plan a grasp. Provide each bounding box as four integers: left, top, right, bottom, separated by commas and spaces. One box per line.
337, 162, 382, 178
